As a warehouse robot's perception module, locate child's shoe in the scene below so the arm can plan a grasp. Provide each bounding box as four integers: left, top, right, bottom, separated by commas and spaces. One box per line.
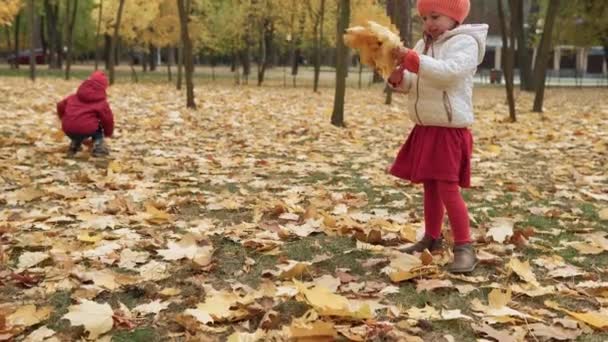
66, 141, 81, 157
447, 243, 478, 273
92, 141, 109, 157
401, 235, 444, 254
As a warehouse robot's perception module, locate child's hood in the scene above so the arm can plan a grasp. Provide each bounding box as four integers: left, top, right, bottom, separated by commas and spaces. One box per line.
438, 24, 489, 63
76, 72, 108, 102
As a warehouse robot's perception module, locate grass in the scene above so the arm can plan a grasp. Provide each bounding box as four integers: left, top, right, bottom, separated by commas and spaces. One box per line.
112, 327, 159, 342
46, 291, 73, 331
0, 63, 383, 89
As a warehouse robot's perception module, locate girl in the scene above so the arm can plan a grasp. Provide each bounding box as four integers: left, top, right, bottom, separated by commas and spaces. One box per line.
387, 0, 488, 273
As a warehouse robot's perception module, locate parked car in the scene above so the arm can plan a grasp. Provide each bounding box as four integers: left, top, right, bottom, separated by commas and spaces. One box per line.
7, 49, 46, 65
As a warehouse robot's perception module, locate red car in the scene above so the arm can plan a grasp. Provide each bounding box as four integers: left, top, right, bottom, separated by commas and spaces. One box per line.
7, 49, 46, 65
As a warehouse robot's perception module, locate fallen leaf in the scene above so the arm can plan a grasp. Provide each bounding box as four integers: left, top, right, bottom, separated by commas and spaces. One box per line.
133, 300, 170, 316
545, 301, 608, 330
17, 251, 49, 270
527, 323, 582, 340
599, 208, 608, 221
295, 280, 372, 319
472, 323, 517, 342
486, 217, 514, 243
63, 300, 114, 339
508, 258, 540, 288
416, 279, 453, 293
289, 320, 337, 340
7, 305, 52, 328
227, 329, 266, 342
23, 326, 56, 342
406, 305, 441, 320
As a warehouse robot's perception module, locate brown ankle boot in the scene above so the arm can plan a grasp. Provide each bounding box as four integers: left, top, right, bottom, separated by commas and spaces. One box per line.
448, 243, 478, 273
402, 235, 443, 254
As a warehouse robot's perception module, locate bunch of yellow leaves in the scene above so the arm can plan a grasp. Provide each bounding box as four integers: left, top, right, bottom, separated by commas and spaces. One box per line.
343, 21, 405, 79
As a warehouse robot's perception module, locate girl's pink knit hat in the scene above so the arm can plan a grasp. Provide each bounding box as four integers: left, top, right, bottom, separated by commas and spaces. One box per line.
417, 0, 470, 24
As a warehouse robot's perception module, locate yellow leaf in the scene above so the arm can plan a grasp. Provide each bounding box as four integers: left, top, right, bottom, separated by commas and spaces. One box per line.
526, 185, 542, 198
487, 144, 502, 155
400, 224, 417, 243
290, 320, 337, 340
14, 187, 45, 202
8, 305, 52, 327
544, 301, 608, 330
508, 258, 540, 288
77, 231, 104, 243
63, 300, 114, 339
145, 203, 172, 224
185, 291, 250, 324
227, 330, 265, 342
599, 208, 608, 221
107, 160, 123, 174
294, 280, 373, 319
488, 288, 512, 309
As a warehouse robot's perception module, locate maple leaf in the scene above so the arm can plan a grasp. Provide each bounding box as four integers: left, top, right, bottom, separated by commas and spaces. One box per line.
62, 300, 114, 339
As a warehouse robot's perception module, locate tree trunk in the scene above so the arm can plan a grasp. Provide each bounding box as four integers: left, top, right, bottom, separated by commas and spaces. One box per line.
331, 0, 350, 127
142, 51, 148, 72
311, 0, 325, 92
149, 44, 157, 71
257, 19, 273, 86
94, 0, 103, 70
177, 0, 196, 108
498, 0, 516, 122
44, 0, 61, 69
513, 0, 532, 91
13, 12, 21, 69
532, 0, 560, 113
177, 46, 183, 89
291, 13, 306, 84
28, 0, 35, 80
104, 34, 111, 70
167, 47, 173, 82
40, 14, 47, 57
242, 47, 251, 85
130, 52, 139, 83
108, 0, 126, 85
233, 51, 241, 85
5, 25, 13, 54
65, 0, 79, 80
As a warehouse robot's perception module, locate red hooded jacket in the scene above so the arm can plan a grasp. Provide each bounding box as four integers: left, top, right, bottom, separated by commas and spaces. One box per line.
57, 71, 114, 137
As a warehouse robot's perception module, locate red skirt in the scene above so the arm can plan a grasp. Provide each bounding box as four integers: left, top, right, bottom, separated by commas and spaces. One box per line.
390, 125, 473, 188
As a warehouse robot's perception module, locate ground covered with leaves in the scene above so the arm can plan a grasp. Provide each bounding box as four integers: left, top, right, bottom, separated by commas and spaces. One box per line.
1, 79, 607, 341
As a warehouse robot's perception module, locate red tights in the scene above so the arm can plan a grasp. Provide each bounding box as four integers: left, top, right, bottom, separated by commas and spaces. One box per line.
423, 180, 471, 245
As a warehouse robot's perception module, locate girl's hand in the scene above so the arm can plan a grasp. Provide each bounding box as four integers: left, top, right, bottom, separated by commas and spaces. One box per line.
391, 46, 409, 65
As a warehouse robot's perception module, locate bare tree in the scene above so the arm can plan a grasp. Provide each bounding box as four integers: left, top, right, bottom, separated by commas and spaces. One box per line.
331, 0, 350, 127
257, 17, 274, 86
43, 0, 63, 69
64, 0, 79, 80
94, 0, 103, 70
497, 0, 516, 122
177, 46, 183, 89
177, 0, 196, 108
28, 0, 35, 80
308, 0, 326, 92
533, 0, 560, 112
13, 11, 21, 69
512, 0, 533, 90
108, 0, 126, 85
